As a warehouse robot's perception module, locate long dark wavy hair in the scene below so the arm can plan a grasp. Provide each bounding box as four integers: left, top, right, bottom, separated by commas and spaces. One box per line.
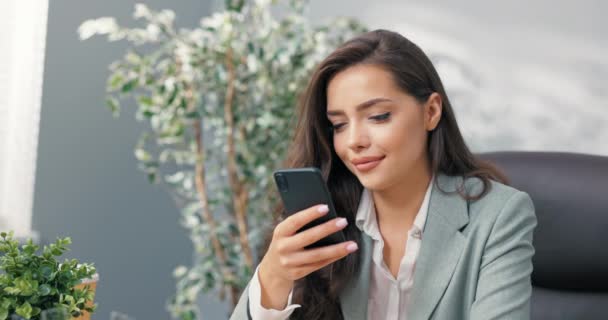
265, 29, 507, 319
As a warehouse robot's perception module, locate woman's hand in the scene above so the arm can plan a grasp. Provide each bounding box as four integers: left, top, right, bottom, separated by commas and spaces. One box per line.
257, 204, 358, 309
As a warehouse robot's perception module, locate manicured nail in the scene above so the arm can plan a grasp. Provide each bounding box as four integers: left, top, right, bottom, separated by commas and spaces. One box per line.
335, 218, 348, 228
346, 242, 358, 252
317, 205, 329, 214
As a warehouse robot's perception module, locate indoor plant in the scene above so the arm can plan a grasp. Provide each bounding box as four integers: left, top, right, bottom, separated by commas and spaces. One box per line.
78, 0, 366, 318
0, 231, 97, 320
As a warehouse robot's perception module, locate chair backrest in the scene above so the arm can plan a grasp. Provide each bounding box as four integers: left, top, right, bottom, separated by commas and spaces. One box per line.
479, 151, 608, 320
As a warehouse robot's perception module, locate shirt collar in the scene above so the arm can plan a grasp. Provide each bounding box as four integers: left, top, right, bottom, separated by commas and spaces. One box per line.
355, 174, 434, 241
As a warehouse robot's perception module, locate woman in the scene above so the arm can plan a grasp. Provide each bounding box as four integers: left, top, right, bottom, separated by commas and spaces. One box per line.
230, 29, 537, 320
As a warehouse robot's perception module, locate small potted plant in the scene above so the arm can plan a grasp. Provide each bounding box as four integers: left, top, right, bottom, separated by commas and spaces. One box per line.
0, 231, 97, 320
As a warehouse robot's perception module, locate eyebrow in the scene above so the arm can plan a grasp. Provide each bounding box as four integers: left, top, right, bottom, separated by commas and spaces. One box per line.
326, 98, 393, 117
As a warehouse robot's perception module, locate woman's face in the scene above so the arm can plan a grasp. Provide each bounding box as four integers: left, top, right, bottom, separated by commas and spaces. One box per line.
326, 64, 442, 191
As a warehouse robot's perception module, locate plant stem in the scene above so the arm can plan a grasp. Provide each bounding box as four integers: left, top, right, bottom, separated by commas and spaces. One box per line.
193, 117, 237, 306
223, 46, 254, 271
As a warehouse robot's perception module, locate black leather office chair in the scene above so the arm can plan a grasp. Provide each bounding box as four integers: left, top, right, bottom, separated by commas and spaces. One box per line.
479, 151, 608, 320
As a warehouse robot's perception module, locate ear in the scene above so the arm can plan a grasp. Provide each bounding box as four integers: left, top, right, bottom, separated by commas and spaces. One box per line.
424, 92, 442, 131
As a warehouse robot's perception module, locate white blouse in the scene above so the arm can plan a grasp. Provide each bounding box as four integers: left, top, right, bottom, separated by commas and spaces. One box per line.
248, 177, 434, 319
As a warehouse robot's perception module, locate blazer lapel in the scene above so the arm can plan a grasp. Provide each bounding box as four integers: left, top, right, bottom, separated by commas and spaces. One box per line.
339, 232, 372, 320
407, 173, 470, 320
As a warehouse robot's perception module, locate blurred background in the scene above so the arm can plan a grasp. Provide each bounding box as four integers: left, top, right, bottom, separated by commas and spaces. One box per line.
0, 0, 606, 319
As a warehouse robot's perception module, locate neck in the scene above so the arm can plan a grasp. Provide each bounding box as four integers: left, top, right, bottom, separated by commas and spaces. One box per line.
371, 162, 433, 231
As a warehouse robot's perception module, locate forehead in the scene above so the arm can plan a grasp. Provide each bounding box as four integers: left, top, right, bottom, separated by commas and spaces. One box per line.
326, 64, 403, 110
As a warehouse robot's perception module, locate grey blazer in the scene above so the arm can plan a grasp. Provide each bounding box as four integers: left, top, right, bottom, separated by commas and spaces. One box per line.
230, 173, 537, 320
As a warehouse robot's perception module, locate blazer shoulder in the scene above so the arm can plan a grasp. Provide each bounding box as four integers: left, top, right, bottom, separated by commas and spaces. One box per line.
463, 177, 535, 228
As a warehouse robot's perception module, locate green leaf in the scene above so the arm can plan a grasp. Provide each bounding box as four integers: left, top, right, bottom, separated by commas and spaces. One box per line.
225, 0, 245, 12
38, 284, 51, 296
106, 98, 120, 117
121, 79, 137, 93
179, 310, 196, 320
147, 172, 158, 183
0, 298, 10, 309
140, 109, 155, 119
108, 73, 124, 90
184, 111, 199, 119
14, 277, 38, 296
31, 307, 41, 317
138, 96, 153, 106
15, 301, 33, 319
51, 247, 63, 256
39, 264, 54, 279
134, 149, 152, 162
125, 51, 142, 64
4, 287, 19, 295
167, 87, 178, 106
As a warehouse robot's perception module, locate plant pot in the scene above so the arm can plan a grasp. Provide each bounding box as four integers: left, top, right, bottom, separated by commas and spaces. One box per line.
72, 273, 99, 320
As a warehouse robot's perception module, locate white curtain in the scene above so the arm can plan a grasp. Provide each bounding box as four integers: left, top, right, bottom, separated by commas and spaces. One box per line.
0, 0, 49, 237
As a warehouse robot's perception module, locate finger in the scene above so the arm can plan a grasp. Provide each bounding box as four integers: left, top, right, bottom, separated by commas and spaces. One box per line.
304, 253, 349, 271
280, 241, 358, 268
276, 204, 329, 237
282, 217, 348, 251
289, 249, 355, 280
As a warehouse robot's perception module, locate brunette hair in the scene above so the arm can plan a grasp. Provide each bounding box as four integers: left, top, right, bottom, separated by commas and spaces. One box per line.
268, 29, 507, 319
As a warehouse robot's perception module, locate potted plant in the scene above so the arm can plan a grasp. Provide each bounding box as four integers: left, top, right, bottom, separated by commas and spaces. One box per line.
0, 231, 97, 320
78, 0, 366, 318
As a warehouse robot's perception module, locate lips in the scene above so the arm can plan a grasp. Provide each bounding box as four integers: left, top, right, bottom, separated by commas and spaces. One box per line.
351, 156, 385, 172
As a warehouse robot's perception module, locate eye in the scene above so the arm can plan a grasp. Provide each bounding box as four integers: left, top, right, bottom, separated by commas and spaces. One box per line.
370, 112, 391, 121
331, 123, 346, 131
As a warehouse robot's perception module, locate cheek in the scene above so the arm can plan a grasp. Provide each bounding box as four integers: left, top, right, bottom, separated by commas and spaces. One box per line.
333, 134, 358, 174
380, 118, 426, 154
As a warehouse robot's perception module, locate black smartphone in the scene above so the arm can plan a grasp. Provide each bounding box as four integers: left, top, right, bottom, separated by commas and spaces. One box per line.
273, 167, 346, 249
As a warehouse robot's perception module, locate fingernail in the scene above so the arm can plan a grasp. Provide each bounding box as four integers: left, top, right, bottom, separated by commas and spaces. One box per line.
335, 218, 348, 228
317, 205, 329, 214
346, 242, 358, 252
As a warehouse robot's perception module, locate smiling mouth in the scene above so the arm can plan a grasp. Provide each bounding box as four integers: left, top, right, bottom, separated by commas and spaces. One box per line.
352, 156, 385, 172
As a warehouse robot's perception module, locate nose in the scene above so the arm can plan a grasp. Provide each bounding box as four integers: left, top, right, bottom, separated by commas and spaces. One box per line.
346, 122, 370, 151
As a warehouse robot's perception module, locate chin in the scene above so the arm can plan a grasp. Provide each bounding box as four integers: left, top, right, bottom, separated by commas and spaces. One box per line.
355, 171, 391, 191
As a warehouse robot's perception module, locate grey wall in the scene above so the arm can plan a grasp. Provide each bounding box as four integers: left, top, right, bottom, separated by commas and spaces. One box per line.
34, 1, 215, 319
